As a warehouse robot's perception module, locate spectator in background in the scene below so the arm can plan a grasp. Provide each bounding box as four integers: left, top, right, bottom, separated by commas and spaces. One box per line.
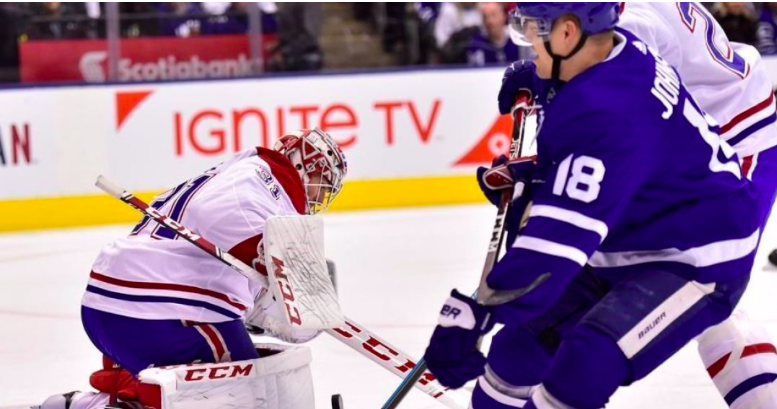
156, 2, 204, 37
26, 2, 93, 39
711, 2, 757, 45
409, 2, 442, 64
119, 2, 160, 37
435, 2, 482, 63
466, 2, 517, 66
0, 3, 24, 82
276, 3, 322, 71
200, 2, 278, 35
757, 3, 777, 55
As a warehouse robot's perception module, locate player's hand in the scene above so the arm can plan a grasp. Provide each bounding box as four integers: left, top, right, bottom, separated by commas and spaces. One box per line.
498, 60, 539, 115
477, 155, 536, 207
424, 289, 494, 389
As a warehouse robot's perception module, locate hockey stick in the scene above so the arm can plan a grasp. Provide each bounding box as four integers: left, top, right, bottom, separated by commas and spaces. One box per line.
94, 176, 462, 409
380, 94, 535, 409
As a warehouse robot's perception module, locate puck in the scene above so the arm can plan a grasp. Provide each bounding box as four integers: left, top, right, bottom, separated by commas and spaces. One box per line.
331, 394, 344, 409
769, 249, 777, 267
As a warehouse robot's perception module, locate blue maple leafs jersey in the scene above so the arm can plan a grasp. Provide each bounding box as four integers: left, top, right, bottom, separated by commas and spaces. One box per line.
487, 29, 762, 325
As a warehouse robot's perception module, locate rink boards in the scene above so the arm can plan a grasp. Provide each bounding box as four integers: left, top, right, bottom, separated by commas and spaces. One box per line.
0, 67, 534, 231
2, 58, 777, 232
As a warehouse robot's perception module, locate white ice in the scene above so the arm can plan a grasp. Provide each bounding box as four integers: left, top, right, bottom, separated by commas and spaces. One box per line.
2, 203, 777, 409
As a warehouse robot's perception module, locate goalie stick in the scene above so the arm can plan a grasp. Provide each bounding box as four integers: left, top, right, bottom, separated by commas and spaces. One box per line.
94, 176, 462, 409
381, 93, 536, 409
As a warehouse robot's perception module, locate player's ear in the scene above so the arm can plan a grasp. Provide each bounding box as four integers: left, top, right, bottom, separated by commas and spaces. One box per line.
558, 15, 582, 47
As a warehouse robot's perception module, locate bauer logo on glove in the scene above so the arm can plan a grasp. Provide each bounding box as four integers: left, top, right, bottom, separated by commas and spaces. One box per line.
439, 297, 477, 330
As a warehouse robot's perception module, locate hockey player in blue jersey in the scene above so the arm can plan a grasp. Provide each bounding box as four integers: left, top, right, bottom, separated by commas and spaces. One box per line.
423, 3, 764, 409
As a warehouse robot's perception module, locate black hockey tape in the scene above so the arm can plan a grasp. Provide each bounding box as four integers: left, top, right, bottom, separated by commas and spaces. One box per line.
331, 394, 344, 409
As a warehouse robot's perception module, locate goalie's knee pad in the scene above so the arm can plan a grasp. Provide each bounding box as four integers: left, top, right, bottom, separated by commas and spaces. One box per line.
136, 343, 314, 409
698, 311, 777, 409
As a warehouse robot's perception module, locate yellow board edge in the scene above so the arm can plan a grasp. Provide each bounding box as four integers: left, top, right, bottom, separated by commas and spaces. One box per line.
0, 175, 486, 232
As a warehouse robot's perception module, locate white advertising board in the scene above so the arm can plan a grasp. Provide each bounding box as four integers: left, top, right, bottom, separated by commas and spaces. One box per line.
2, 58, 777, 203
0, 67, 521, 201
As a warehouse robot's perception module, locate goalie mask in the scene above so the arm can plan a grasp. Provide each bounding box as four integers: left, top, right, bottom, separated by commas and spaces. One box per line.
274, 128, 347, 214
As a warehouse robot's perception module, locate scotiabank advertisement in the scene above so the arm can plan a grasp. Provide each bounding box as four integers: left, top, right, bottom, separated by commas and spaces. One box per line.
0, 67, 535, 200
19, 35, 275, 83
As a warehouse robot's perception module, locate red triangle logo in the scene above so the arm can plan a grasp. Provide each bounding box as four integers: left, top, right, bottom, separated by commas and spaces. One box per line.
116, 91, 153, 130
453, 114, 513, 166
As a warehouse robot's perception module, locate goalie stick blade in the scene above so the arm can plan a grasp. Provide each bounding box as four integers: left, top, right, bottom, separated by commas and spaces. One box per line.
480, 273, 551, 306
95, 175, 127, 199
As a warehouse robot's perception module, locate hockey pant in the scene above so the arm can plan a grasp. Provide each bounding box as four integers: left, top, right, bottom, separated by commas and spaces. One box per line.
472, 264, 751, 409
81, 306, 259, 375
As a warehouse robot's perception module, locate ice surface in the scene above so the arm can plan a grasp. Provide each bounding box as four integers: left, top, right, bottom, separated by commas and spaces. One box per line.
1, 203, 776, 409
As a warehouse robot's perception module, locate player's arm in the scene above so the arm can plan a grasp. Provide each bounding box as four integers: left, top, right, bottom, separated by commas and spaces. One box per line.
486, 110, 651, 326
618, 4, 682, 69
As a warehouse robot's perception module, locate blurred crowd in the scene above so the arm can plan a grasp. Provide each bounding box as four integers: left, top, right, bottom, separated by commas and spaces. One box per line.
710, 2, 777, 55
0, 2, 776, 83
0, 2, 323, 81
391, 2, 777, 65
370, 2, 530, 66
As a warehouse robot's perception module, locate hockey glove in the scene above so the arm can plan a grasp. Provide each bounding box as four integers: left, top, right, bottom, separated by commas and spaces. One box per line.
477, 155, 536, 206
498, 60, 540, 115
424, 289, 495, 389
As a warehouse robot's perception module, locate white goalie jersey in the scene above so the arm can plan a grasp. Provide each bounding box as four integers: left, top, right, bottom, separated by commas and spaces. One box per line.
620, 2, 777, 158
82, 147, 308, 323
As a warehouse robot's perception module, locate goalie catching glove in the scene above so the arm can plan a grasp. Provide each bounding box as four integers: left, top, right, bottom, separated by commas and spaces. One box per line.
245, 257, 340, 343
245, 287, 322, 344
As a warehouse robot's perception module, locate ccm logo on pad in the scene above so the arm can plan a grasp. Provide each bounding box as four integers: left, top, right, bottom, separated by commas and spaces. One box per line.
183, 363, 254, 381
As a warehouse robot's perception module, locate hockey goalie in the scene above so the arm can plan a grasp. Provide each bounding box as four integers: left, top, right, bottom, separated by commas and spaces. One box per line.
36, 128, 347, 409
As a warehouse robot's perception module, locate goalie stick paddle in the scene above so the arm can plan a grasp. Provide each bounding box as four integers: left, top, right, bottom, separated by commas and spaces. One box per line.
380, 93, 534, 409
95, 176, 462, 409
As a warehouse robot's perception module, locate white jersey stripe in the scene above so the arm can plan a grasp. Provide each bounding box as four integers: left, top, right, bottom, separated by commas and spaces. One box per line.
477, 376, 527, 407
513, 236, 589, 267
529, 205, 609, 243
532, 384, 576, 409
617, 281, 715, 359
589, 229, 760, 269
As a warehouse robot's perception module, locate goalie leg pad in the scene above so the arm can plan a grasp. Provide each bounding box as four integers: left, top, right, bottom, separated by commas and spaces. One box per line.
137, 343, 314, 409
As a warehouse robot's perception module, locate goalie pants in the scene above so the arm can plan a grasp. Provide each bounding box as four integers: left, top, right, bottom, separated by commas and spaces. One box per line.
471, 262, 752, 409
82, 306, 259, 375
